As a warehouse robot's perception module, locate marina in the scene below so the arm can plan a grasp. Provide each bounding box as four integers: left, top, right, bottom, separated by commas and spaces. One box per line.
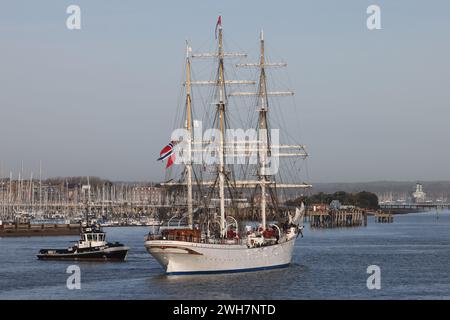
0, 177, 166, 223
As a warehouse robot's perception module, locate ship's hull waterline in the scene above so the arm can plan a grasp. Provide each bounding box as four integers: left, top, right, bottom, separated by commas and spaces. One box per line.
144, 238, 296, 275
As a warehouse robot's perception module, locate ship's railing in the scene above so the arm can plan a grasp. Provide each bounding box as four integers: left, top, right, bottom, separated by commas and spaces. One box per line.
145, 233, 202, 243
145, 233, 244, 245
205, 238, 244, 245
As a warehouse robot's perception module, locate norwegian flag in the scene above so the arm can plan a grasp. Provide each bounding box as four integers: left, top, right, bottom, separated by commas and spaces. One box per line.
157, 141, 175, 168
215, 15, 222, 39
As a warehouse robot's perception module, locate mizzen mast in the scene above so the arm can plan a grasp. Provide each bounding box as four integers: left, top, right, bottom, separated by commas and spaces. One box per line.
232, 30, 312, 229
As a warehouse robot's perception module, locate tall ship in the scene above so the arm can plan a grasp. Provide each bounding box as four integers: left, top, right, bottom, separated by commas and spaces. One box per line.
145, 17, 311, 275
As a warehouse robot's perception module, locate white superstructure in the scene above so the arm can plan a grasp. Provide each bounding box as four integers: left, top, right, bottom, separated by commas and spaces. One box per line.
412, 183, 426, 203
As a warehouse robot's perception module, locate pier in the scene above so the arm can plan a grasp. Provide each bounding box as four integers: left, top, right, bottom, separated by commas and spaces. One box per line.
374, 212, 394, 223
308, 209, 367, 229
0, 222, 80, 237
380, 203, 450, 214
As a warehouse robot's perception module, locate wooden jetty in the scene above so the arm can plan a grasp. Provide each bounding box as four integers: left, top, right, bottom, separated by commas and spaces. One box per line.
374, 211, 394, 223
0, 223, 81, 237
308, 209, 367, 229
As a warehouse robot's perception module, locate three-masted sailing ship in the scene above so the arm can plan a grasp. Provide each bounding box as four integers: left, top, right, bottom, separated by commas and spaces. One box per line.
145, 17, 311, 275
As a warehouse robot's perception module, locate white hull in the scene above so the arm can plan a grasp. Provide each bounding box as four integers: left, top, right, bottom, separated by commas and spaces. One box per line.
144, 237, 297, 275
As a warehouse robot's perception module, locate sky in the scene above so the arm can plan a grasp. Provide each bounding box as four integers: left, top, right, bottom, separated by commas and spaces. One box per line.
0, 0, 449, 183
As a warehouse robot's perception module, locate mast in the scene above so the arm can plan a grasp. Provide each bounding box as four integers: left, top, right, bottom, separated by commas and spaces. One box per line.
257, 30, 270, 231
229, 31, 311, 228
29, 172, 34, 215
217, 23, 226, 237
102, 183, 105, 217
39, 161, 42, 213
0, 162, 3, 220
20, 160, 23, 213
166, 16, 253, 218
1, 162, 3, 220
9, 172, 12, 220
17, 171, 21, 213
86, 176, 91, 224
185, 41, 194, 229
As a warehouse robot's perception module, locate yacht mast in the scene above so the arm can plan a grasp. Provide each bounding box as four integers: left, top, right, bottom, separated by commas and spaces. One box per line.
0, 162, 3, 219
217, 24, 226, 237
39, 161, 42, 213
17, 171, 21, 213
8, 172, 12, 220
86, 176, 91, 223
185, 41, 194, 229
29, 172, 34, 215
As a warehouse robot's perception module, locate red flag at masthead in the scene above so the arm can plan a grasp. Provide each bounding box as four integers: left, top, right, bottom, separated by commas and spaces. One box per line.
215, 16, 222, 39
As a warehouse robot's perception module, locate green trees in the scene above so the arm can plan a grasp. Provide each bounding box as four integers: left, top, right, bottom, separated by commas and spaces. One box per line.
353, 191, 379, 209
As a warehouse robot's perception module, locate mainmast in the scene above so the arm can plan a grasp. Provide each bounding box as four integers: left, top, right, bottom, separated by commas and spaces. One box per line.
217, 25, 226, 237
185, 41, 194, 229
257, 30, 270, 231
163, 17, 257, 235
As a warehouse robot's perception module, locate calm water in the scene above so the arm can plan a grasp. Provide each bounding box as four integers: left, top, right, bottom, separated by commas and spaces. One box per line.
1, 211, 450, 299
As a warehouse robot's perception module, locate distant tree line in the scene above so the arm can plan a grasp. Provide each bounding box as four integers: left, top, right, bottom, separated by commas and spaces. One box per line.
43, 176, 113, 188
286, 191, 379, 209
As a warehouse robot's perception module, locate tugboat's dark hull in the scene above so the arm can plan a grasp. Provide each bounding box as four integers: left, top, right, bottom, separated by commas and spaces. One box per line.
37, 245, 129, 261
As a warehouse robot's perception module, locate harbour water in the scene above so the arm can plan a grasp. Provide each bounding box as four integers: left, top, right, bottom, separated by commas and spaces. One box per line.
1, 211, 450, 299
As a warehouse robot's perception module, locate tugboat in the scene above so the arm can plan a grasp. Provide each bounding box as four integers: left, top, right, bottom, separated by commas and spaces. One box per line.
37, 223, 129, 261
37, 177, 129, 261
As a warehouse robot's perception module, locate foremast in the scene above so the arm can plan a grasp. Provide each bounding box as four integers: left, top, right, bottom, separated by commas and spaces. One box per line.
185, 41, 194, 229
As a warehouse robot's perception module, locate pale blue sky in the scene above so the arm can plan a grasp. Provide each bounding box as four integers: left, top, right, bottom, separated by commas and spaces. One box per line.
0, 0, 449, 182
